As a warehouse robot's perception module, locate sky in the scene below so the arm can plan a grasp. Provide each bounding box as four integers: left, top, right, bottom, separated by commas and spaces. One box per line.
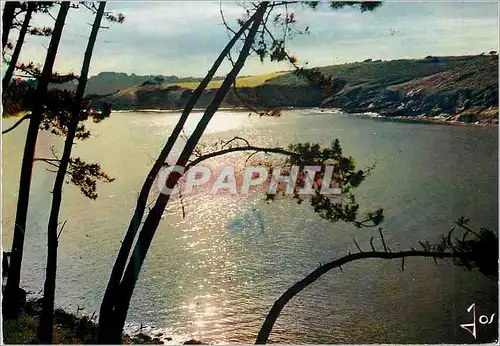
6, 1, 500, 78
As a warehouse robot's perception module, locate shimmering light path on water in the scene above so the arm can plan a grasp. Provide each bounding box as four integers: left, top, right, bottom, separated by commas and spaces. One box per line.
2, 109, 497, 343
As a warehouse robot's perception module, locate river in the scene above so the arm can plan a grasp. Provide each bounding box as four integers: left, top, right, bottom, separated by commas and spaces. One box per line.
2, 109, 498, 343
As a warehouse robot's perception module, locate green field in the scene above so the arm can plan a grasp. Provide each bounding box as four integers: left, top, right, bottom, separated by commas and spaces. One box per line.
165, 71, 289, 89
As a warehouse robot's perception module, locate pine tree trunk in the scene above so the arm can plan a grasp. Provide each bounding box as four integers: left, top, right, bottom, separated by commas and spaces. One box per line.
37, 3, 106, 343
2, 1, 70, 320
101, 4, 268, 342
2, 2, 34, 91
97, 8, 262, 343
2, 1, 18, 51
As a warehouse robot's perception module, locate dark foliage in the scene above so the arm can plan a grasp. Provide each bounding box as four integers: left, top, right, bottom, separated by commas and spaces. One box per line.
29, 27, 53, 36
329, 1, 382, 12
262, 139, 381, 227
79, 1, 125, 23
430, 217, 498, 279
66, 157, 115, 199
2, 78, 35, 115
14, 61, 78, 83
294, 67, 347, 95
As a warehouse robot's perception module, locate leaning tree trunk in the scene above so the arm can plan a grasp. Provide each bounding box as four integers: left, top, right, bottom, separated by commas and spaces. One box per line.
2, 2, 35, 91
2, 1, 70, 320
97, 7, 263, 343
100, 3, 268, 342
2, 1, 19, 51
37, 3, 106, 343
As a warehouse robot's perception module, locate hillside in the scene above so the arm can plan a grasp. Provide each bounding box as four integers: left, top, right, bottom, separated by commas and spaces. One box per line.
166, 72, 288, 89
50, 72, 224, 96
88, 54, 498, 124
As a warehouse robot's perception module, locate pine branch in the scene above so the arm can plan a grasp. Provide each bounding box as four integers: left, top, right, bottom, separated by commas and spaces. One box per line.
379, 227, 388, 252
352, 238, 363, 252
2, 114, 31, 134
186, 144, 298, 169
57, 221, 67, 240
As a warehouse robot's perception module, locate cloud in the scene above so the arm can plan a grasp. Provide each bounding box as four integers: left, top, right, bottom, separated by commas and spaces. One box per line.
8, 2, 499, 77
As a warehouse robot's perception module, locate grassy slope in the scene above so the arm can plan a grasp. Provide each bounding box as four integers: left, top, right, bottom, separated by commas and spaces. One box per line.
109, 71, 288, 102
388, 55, 498, 94
117, 55, 492, 94
95, 54, 498, 118
165, 71, 288, 89
269, 55, 485, 86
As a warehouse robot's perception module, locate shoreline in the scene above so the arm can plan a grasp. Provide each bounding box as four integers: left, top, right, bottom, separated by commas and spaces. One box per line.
2, 107, 496, 128
110, 107, 498, 127
354, 113, 498, 127
3, 295, 204, 345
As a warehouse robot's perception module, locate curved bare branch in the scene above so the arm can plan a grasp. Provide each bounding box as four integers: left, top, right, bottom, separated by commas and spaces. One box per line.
2, 114, 31, 134
255, 249, 470, 344
186, 145, 298, 169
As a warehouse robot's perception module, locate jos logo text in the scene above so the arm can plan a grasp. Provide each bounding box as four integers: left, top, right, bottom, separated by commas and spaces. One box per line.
460, 303, 496, 339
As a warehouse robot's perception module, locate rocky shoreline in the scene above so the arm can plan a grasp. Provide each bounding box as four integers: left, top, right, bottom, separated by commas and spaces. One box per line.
87, 55, 497, 126
351, 108, 498, 126
110, 106, 498, 127
2, 295, 206, 345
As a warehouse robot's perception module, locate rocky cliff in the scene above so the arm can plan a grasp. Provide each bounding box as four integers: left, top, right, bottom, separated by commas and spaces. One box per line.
89, 54, 498, 124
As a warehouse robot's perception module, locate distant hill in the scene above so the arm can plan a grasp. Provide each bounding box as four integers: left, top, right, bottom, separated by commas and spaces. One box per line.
88, 54, 498, 124
50, 72, 223, 96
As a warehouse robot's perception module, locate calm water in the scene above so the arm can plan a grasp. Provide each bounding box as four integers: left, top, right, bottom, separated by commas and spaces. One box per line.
2, 109, 498, 343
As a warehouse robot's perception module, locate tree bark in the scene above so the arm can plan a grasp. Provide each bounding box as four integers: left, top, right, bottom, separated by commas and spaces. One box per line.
2, 1, 19, 51
97, 7, 264, 343
2, 1, 70, 320
254, 250, 469, 344
37, 3, 106, 343
2, 2, 34, 91
99, 3, 268, 342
